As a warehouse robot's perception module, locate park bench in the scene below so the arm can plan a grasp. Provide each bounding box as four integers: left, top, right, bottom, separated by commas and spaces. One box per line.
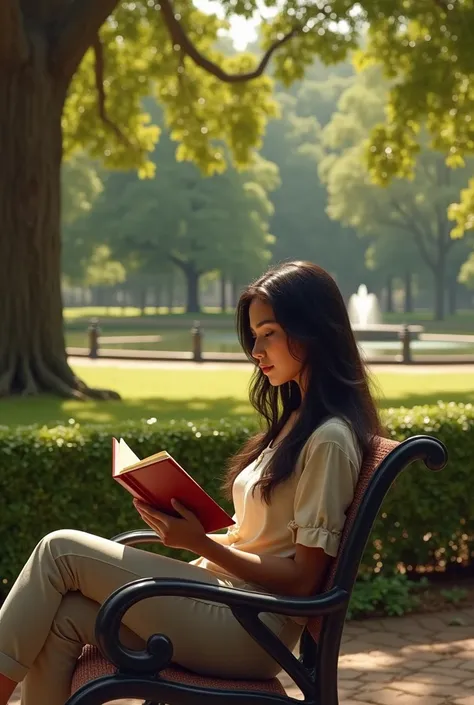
66, 433, 447, 705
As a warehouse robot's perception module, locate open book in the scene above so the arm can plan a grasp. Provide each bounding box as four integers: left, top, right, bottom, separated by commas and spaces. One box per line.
112, 438, 235, 534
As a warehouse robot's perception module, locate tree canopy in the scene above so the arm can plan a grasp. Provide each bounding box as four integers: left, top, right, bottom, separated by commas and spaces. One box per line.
65, 108, 278, 312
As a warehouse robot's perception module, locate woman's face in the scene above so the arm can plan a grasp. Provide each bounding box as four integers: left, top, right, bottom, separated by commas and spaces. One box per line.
248, 298, 304, 389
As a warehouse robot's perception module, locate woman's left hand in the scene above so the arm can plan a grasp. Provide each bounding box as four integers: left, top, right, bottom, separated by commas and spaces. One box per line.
133, 498, 207, 553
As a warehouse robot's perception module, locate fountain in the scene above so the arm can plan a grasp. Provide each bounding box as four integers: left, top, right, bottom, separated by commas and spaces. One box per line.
347, 284, 423, 344
348, 284, 382, 327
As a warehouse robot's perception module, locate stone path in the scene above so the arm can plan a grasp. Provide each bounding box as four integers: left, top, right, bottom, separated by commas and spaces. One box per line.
9, 607, 474, 704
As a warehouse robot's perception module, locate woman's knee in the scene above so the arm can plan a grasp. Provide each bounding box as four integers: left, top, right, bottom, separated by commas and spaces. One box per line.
38, 529, 93, 559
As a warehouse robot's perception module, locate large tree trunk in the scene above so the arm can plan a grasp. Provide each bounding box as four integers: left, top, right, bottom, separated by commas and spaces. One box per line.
0, 60, 117, 399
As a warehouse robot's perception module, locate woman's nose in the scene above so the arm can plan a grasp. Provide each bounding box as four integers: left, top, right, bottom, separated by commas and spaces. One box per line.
252, 340, 264, 359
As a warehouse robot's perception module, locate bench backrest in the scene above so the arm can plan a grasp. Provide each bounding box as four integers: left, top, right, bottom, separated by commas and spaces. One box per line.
306, 435, 399, 642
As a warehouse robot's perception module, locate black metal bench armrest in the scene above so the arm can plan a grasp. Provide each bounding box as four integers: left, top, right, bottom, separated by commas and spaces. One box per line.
95, 576, 348, 696
111, 530, 163, 546
99, 577, 348, 621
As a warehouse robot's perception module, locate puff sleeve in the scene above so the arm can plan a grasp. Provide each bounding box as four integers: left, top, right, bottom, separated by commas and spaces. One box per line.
288, 438, 360, 557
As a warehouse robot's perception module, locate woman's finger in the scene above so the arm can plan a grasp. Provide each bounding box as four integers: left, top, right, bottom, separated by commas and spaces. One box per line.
140, 514, 165, 535
136, 504, 169, 527
171, 499, 192, 519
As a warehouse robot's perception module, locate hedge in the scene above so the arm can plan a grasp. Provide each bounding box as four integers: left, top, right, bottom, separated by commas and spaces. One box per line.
0, 402, 473, 598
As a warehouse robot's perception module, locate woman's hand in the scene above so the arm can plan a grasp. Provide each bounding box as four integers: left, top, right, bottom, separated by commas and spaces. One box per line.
133, 498, 208, 553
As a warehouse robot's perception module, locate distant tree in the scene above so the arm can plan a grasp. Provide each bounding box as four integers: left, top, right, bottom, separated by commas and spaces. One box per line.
261, 67, 369, 299
73, 125, 278, 312
320, 68, 472, 320
61, 155, 104, 285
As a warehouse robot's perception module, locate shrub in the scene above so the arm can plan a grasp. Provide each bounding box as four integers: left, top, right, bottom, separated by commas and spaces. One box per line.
372, 402, 474, 576
347, 574, 426, 619
0, 402, 472, 600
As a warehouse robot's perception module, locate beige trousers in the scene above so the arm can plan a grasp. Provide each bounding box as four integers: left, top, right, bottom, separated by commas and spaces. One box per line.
0, 529, 302, 705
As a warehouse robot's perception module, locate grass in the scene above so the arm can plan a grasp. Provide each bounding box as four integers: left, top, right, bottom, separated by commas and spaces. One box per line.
64, 307, 235, 329
0, 365, 473, 428
64, 306, 474, 335
379, 310, 474, 334
64, 306, 231, 319
65, 328, 241, 353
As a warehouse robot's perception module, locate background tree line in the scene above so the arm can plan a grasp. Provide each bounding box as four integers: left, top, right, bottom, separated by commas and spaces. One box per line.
63, 58, 474, 318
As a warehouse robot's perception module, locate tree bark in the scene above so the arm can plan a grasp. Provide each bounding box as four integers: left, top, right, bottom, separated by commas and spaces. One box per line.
0, 47, 118, 399
404, 271, 413, 313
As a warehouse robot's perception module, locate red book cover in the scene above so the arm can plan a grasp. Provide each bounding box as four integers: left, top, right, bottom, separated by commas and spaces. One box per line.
112, 438, 235, 534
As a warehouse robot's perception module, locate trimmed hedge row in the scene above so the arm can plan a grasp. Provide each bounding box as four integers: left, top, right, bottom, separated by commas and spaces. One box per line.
0, 403, 473, 597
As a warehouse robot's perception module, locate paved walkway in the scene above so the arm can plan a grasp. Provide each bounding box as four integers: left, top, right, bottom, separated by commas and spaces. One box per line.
69, 356, 474, 374
9, 606, 474, 704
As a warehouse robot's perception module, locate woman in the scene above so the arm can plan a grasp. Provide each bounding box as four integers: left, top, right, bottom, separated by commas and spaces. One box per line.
0, 261, 381, 705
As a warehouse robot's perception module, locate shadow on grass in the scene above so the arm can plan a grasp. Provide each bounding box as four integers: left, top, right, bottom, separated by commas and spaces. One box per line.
0, 396, 255, 427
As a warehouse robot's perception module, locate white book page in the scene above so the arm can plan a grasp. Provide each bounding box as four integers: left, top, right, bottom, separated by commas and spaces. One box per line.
117, 438, 141, 473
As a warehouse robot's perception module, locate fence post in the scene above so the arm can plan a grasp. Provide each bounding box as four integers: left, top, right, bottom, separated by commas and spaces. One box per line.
400, 324, 412, 364
88, 318, 100, 359
191, 321, 203, 362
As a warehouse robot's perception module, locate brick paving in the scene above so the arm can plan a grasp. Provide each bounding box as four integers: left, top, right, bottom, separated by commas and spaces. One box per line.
9, 606, 474, 704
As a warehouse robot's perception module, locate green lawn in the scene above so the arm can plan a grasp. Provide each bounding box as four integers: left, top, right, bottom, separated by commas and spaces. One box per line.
0, 365, 473, 427
382, 310, 474, 334
64, 306, 474, 335
64, 306, 230, 319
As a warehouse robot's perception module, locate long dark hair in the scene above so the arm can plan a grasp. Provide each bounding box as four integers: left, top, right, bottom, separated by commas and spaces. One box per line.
223, 260, 382, 503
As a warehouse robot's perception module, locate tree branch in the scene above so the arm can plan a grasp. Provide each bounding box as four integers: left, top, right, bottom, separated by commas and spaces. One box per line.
389, 198, 435, 270
0, 0, 29, 64
169, 253, 187, 269
92, 36, 135, 149
51, 0, 119, 79
159, 0, 302, 83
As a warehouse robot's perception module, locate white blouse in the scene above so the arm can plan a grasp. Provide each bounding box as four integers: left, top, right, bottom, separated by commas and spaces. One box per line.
192, 417, 362, 577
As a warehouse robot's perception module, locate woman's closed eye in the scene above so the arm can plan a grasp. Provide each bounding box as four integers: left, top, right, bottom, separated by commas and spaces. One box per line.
251, 331, 274, 340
